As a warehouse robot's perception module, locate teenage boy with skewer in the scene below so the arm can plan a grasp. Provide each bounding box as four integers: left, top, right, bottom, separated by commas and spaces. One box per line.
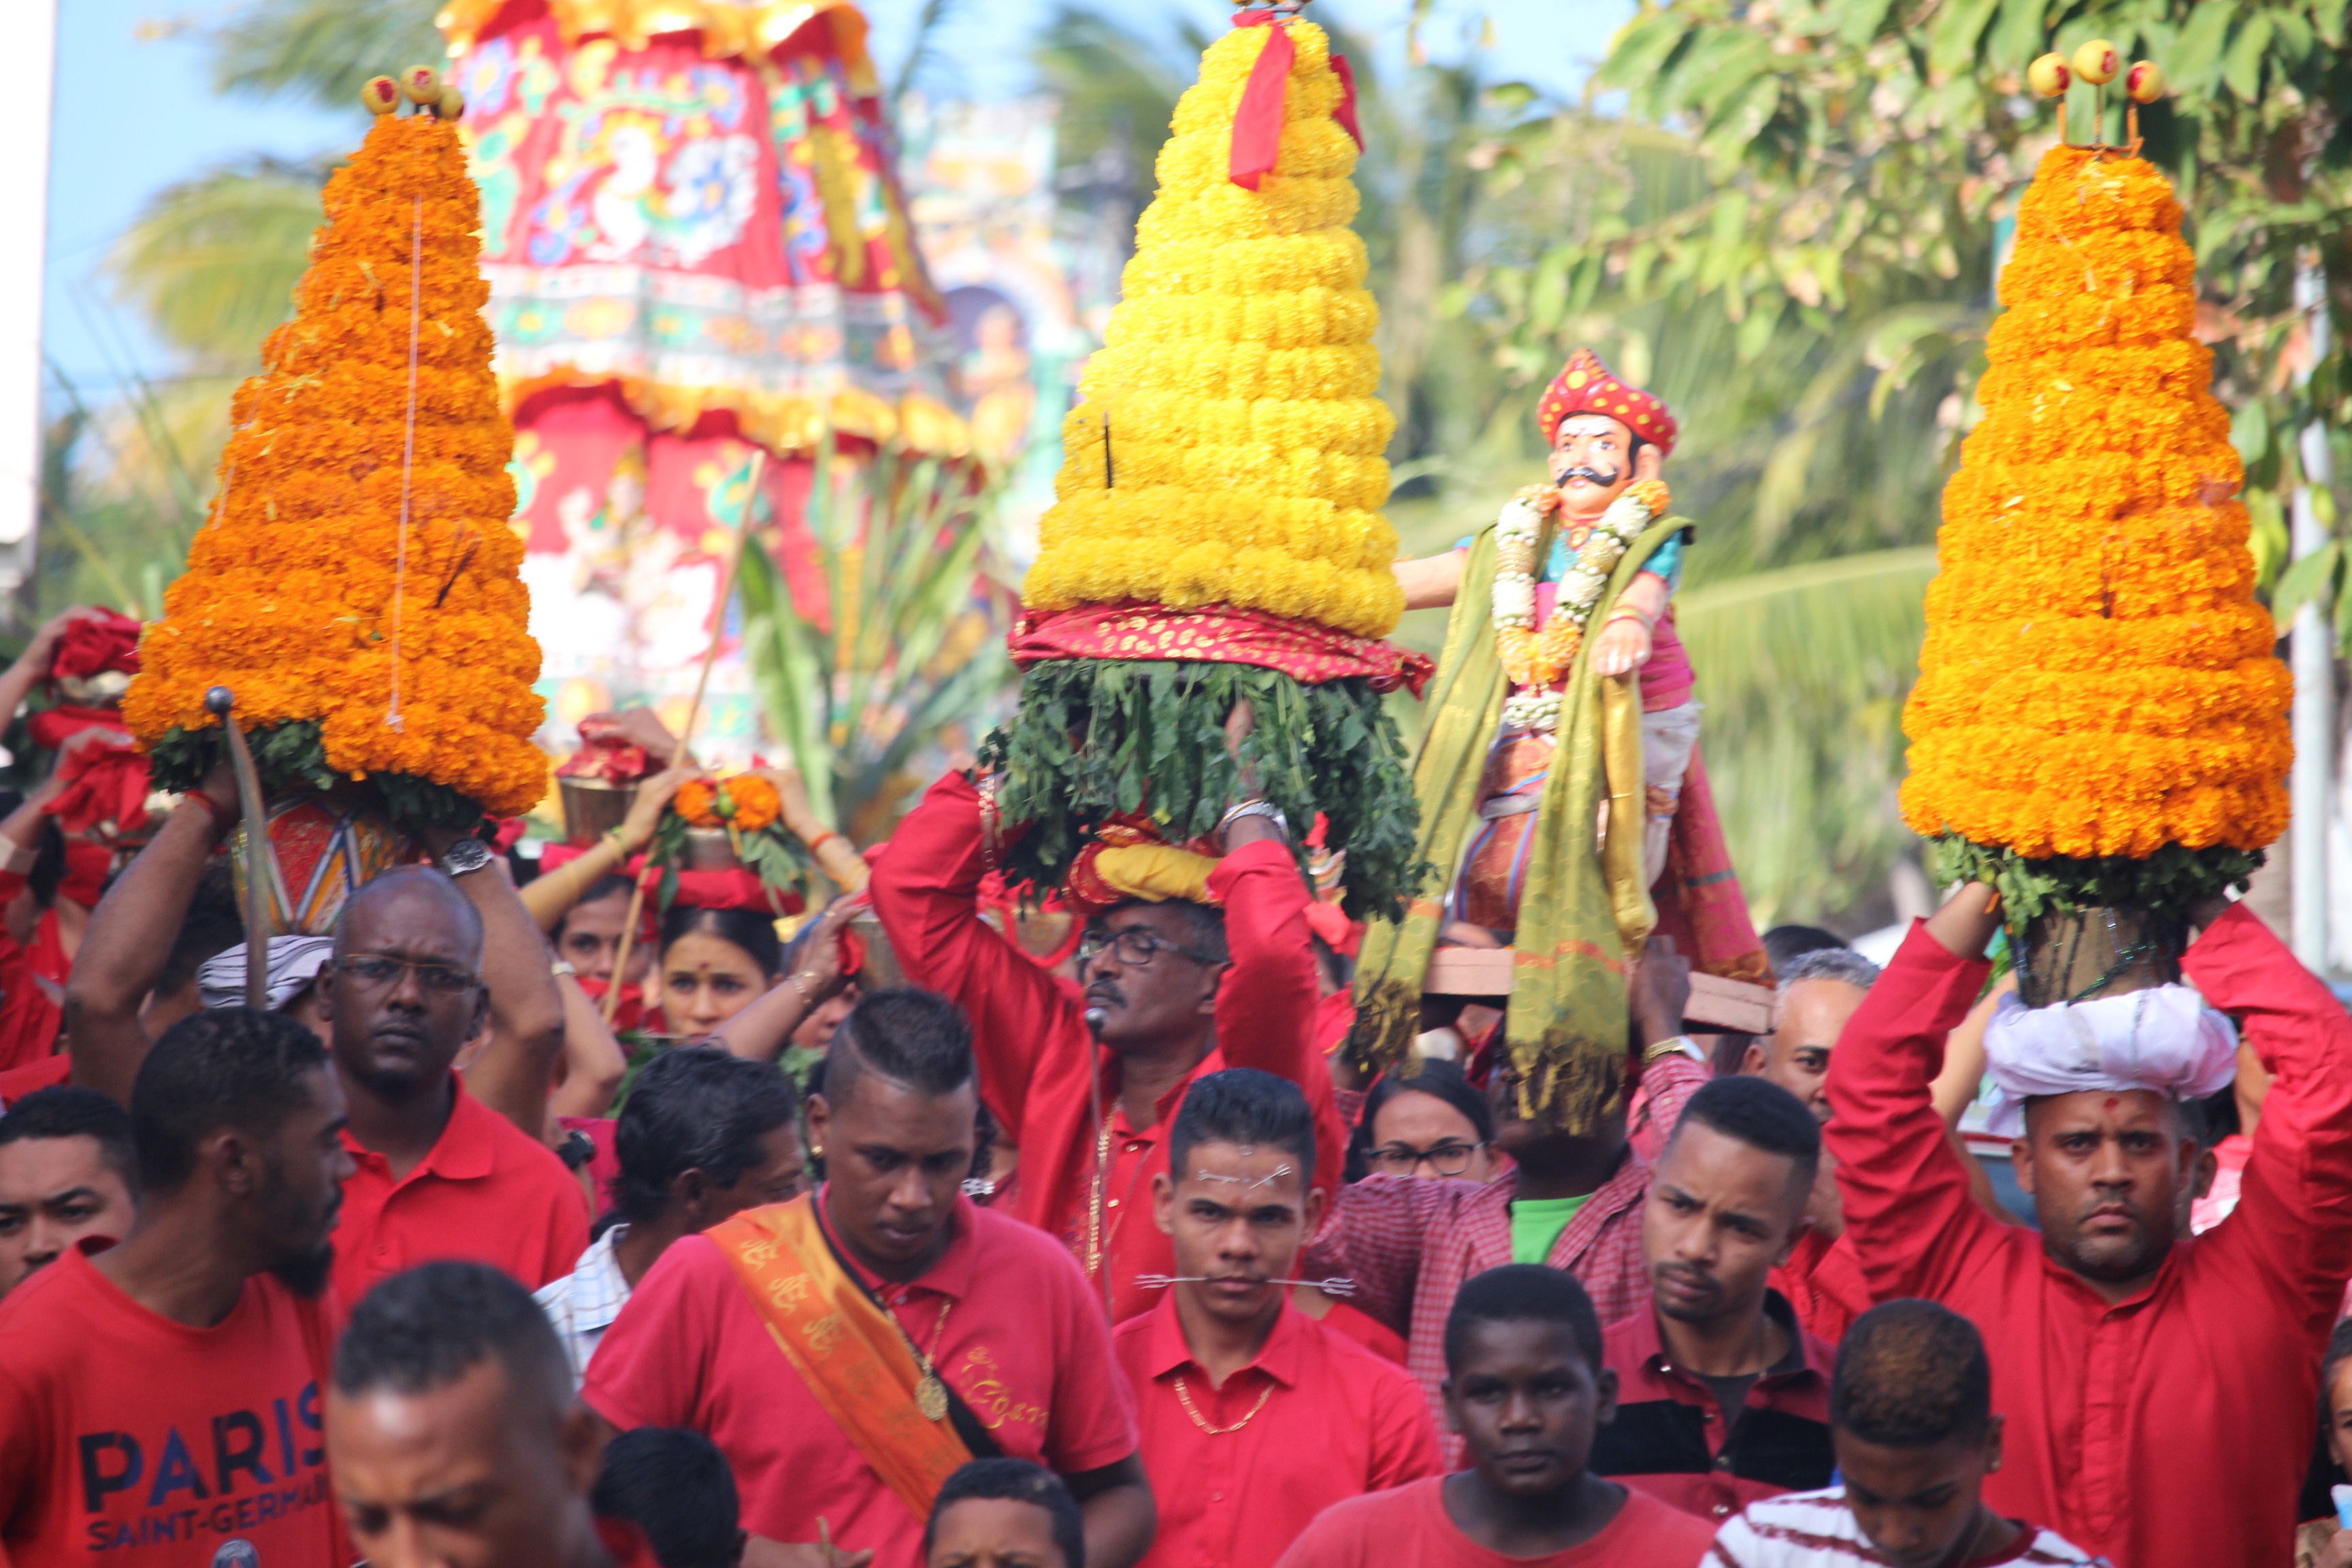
1112, 1068, 1442, 1568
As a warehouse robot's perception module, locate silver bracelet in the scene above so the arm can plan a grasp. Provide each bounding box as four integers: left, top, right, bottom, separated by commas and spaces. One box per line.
1218, 798, 1290, 838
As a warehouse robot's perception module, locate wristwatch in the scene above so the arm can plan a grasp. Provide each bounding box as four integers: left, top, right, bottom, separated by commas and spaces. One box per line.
438, 836, 495, 878
1642, 1034, 1702, 1066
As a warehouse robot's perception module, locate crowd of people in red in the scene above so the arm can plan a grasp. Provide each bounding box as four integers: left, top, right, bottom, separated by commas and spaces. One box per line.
1, 615, 2349, 1568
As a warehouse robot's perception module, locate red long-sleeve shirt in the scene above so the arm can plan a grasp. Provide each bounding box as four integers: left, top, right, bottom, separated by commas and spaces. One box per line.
871, 771, 1343, 1323
1825, 906, 2352, 1568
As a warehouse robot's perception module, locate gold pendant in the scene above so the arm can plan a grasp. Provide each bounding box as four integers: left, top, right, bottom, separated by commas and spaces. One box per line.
917, 1373, 948, 1423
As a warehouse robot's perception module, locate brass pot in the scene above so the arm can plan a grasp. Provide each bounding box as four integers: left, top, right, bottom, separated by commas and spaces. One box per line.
2014, 905, 2187, 1009
559, 778, 638, 847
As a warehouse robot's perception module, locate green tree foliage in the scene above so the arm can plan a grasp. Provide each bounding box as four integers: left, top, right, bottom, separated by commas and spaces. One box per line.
735, 440, 1015, 843
1439, 0, 2349, 922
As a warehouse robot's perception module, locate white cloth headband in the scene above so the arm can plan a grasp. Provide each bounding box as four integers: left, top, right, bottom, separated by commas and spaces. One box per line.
1981, 983, 2238, 1136
198, 936, 337, 1013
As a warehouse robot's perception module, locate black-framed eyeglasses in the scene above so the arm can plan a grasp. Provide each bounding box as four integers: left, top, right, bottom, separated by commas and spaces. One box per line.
1076, 928, 1220, 970
336, 953, 481, 994
1368, 1141, 1488, 1177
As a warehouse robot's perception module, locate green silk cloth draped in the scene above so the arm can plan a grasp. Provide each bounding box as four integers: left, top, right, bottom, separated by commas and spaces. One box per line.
1346, 511, 1688, 1132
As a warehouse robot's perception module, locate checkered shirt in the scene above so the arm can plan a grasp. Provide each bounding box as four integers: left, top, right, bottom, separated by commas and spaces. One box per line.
1303, 1053, 1707, 1465
534, 1222, 632, 1388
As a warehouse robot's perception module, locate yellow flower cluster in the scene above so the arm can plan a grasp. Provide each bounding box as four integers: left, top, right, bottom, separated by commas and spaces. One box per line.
1901, 146, 2289, 860
1022, 20, 1403, 640
125, 112, 547, 817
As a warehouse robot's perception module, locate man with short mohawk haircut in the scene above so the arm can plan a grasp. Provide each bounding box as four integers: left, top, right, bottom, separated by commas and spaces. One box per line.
1703, 1301, 2098, 1568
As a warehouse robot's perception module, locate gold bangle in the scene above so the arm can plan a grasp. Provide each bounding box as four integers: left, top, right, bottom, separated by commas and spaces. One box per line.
787, 971, 819, 1004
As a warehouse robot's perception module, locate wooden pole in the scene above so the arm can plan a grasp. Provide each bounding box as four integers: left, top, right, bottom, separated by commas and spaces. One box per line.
204, 687, 272, 1011
602, 446, 770, 1026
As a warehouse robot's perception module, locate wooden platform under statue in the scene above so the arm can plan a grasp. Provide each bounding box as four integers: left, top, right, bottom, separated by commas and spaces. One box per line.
1423, 947, 1775, 1034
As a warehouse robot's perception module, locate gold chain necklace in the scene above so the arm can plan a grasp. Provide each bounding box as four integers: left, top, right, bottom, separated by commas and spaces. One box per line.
1086, 1111, 1149, 1285
1173, 1373, 1274, 1435
910, 1296, 954, 1422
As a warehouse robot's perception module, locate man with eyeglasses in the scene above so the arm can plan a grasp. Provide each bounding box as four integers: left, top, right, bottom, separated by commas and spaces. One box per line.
68, 767, 586, 1300
873, 762, 1343, 1322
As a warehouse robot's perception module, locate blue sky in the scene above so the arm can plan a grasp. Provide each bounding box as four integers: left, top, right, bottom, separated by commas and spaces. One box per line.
44, 0, 1633, 399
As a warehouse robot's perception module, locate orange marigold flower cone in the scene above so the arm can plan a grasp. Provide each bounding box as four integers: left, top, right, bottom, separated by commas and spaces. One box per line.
1900, 147, 2289, 881
124, 112, 546, 821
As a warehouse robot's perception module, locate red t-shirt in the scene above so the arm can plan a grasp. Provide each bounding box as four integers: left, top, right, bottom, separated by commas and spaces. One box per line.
585, 1192, 1139, 1565
1116, 1296, 1441, 1568
334, 1073, 589, 1303
0, 1247, 343, 1567
1273, 1475, 1716, 1568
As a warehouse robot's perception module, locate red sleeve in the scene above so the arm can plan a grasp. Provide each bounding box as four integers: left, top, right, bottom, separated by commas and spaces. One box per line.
1365, 1365, 1445, 1490
1822, 919, 2006, 1304
1301, 1174, 1452, 1337
870, 772, 1088, 1146
582, 1235, 727, 1431
1040, 1237, 1141, 1475
1208, 841, 1345, 1204
2184, 904, 2352, 1319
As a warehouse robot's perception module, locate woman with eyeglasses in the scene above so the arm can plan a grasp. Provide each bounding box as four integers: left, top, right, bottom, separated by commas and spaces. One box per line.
1352, 1058, 1503, 1186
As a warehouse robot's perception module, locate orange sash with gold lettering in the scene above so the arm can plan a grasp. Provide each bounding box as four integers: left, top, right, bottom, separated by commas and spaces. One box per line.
708, 1196, 973, 1519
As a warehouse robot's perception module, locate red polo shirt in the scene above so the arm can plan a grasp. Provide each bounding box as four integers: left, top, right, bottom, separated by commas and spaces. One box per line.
872, 771, 1344, 1323
1272, 1475, 1716, 1568
585, 1191, 1139, 1566
332, 1073, 588, 1303
1115, 1296, 1441, 1568
0, 1247, 344, 1567
1590, 1290, 1835, 1524
1826, 906, 2352, 1568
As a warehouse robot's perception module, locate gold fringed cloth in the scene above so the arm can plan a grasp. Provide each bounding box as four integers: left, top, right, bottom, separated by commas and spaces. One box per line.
1348, 512, 1686, 1133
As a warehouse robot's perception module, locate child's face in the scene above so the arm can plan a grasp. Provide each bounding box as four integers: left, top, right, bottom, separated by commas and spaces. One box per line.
2324, 1359, 2352, 1476
1833, 1422, 2002, 1568
927, 1498, 1066, 1568
1441, 1320, 1616, 1500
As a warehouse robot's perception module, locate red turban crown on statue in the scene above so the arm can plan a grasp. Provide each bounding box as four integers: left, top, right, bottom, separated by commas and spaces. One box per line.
1537, 347, 1677, 457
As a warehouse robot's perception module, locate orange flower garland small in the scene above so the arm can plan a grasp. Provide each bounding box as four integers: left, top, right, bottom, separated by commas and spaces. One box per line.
1899, 146, 2289, 862
122, 110, 546, 819
674, 775, 781, 832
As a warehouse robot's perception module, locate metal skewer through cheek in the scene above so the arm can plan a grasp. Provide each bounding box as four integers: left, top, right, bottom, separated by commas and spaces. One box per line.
1135, 1275, 1358, 1296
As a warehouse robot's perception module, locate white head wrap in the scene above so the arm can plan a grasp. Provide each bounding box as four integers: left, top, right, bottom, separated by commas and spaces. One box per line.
197, 936, 337, 1013
1981, 983, 2238, 1136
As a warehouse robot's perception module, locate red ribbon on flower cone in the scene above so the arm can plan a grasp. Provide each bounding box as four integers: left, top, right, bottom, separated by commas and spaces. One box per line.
1229, 14, 1364, 189
1228, 13, 1298, 190
1330, 52, 1363, 149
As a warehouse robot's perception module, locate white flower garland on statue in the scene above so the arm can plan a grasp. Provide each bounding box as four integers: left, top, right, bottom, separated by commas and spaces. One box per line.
1490, 478, 1669, 734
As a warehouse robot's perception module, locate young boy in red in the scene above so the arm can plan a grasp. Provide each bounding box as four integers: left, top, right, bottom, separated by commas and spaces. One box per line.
1275, 1265, 1714, 1567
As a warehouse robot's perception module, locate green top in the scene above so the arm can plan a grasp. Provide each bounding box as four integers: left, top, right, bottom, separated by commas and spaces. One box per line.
1509, 1192, 1592, 1265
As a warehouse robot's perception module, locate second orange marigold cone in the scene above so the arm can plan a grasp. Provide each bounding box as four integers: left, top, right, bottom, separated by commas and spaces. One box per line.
1899, 144, 2290, 973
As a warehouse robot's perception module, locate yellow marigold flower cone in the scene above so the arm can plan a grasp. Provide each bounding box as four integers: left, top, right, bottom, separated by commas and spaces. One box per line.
125, 112, 546, 821
1900, 146, 2289, 884
1022, 18, 1402, 640
986, 15, 1422, 919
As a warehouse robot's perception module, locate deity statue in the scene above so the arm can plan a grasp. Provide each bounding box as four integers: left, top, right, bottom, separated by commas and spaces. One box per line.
1394, 348, 1702, 930
1350, 348, 1763, 1128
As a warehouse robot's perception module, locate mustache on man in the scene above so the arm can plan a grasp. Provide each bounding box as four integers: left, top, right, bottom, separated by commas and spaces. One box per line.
1556, 463, 1621, 487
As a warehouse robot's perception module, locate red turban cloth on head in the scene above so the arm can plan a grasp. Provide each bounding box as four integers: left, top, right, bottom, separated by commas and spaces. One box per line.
1537, 347, 1677, 456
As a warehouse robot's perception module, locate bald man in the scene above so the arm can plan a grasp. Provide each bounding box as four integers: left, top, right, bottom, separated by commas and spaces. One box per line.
321, 868, 587, 1301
